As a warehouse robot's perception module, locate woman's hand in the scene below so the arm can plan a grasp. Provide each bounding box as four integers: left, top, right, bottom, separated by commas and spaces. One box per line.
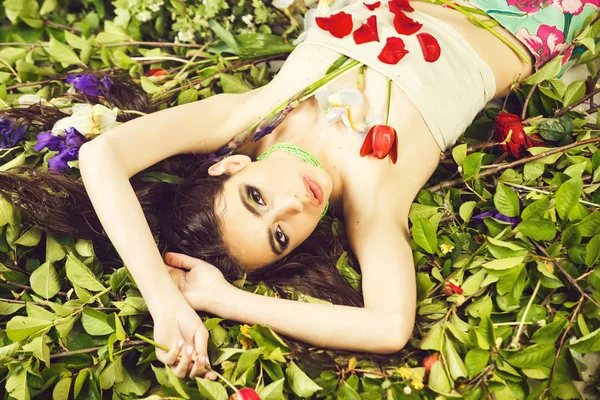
164, 252, 232, 312
152, 300, 217, 380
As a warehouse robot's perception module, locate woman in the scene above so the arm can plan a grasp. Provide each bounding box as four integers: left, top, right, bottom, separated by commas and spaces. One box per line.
3, 0, 596, 381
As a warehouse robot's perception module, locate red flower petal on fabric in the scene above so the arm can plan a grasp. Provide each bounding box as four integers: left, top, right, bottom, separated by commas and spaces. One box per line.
363, 1, 381, 10
377, 37, 409, 65
393, 11, 422, 35
353, 15, 380, 44
417, 33, 441, 62
315, 11, 354, 38
389, 0, 415, 13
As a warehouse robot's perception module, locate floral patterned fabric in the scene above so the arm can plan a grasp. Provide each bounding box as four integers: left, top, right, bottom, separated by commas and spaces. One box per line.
467, 0, 599, 69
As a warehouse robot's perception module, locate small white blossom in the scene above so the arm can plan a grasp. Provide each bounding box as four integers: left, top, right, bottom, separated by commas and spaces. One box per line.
315, 87, 364, 131
52, 104, 118, 137
273, 0, 295, 9
241, 14, 254, 26
177, 30, 195, 43
128, 0, 138, 7
136, 11, 152, 22
403, 386, 412, 395
148, 0, 164, 12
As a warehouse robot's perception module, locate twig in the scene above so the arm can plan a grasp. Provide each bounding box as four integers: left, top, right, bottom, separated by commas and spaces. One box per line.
541, 297, 584, 399
555, 86, 600, 117
43, 20, 81, 33
521, 83, 539, 120
0, 298, 118, 312
503, 181, 600, 208
104, 41, 210, 49
428, 137, 600, 192
1, 280, 69, 298
509, 280, 541, 348
49, 340, 146, 359
532, 240, 600, 309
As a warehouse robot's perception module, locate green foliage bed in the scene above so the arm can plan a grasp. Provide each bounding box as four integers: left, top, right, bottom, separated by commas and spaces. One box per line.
0, 1, 600, 399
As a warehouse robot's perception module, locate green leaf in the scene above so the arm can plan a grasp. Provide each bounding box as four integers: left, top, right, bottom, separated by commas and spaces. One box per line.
46, 235, 66, 263
75, 239, 94, 258
286, 361, 323, 398
6, 367, 29, 400
235, 348, 262, 377
5, 316, 53, 342
452, 143, 467, 167
506, 343, 555, 368
220, 74, 251, 94
30, 261, 61, 299
0, 301, 25, 315
14, 226, 42, 247
140, 76, 161, 94
482, 256, 526, 271
65, 253, 106, 292
428, 358, 451, 393
420, 322, 443, 351
412, 217, 438, 254
257, 378, 285, 400
195, 377, 228, 400
46, 36, 83, 67
52, 377, 72, 400
555, 178, 583, 220
465, 348, 489, 379
0, 197, 14, 227
22, 335, 50, 366
338, 381, 361, 400
524, 161, 545, 182
494, 183, 520, 217
515, 219, 556, 241
100, 355, 125, 389
459, 201, 477, 223
443, 336, 468, 379
575, 212, 600, 236
209, 20, 240, 53
524, 55, 563, 85
463, 153, 485, 180
562, 80, 586, 107
113, 370, 150, 396
538, 119, 568, 141
569, 327, 600, 353
177, 88, 199, 105
532, 318, 567, 344
81, 307, 115, 336
336, 251, 361, 292
585, 234, 600, 266
521, 196, 550, 220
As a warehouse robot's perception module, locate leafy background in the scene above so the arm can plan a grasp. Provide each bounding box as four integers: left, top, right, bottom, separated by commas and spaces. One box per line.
0, 0, 600, 399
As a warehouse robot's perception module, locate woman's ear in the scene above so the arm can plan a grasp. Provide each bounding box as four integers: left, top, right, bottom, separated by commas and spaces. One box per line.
208, 154, 252, 176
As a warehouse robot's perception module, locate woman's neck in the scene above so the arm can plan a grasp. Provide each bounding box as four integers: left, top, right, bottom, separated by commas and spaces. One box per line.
237, 98, 346, 213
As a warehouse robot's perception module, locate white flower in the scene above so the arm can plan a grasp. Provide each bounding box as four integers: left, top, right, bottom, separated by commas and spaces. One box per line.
177, 30, 195, 43
241, 14, 254, 26
315, 87, 364, 131
128, 0, 139, 7
403, 386, 412, 395
273, 0, 295, 9
148, 0, 164, 12
293, 7, 318, 45
136, 11, 152, 22
52, 104, 118, 137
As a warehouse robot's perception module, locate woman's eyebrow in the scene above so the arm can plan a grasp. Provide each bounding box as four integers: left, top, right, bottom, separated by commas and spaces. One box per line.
239, 186, 261, 218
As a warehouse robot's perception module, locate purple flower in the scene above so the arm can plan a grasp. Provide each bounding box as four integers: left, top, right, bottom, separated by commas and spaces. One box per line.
0, 117, 27, 148
471, 209, 521, 229
251, 103, 296, 142
34, 127, 88, 173
66, 74, 112, 96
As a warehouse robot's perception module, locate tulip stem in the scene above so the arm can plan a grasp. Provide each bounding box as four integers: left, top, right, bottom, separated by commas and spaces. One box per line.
385, 78, 392, 126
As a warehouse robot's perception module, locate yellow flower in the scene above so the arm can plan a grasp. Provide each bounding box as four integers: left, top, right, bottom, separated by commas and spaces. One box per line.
412, 372, 424, 390
240, 338, 254, 349
397, 366, 412, 380
440, 244, 455, 255
240, 324, 252, 337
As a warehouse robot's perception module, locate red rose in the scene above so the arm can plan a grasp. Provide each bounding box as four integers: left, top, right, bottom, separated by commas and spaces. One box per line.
423, 353, 440, 375
494, 112, 544, 158
360, 125, 398, 164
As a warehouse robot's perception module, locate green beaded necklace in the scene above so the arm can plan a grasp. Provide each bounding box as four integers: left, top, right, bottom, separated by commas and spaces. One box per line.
257, 142, 329, 217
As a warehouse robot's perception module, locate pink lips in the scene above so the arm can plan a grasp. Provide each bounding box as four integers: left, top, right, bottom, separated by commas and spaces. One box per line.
303, 177, 324, 207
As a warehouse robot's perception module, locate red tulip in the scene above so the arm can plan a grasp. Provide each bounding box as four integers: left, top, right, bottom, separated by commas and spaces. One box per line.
494, 112, 544, 158
360, 125, 398, 164
146, 68, 167, 77
232, 388, 261, 400
389, 0, 415, 13
363, 1, 381, 10
353, 15, 379, 44
423, 353, 440, 375
316, 11, 353, 38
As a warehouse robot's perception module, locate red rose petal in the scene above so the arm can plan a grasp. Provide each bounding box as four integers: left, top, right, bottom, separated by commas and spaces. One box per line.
315, 11, 353, 38
417, 33, 441, 62
363, 1, 381, 10
353, 15, 380, 45
389, 0, 415, 13
378, 37, 409, 64
393, 11, 422, 35
448, 282, 463, 295
146, 68, 167, 77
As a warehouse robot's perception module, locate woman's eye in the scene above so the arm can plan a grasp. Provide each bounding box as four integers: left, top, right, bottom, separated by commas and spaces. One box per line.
248, 187, 266, 206
275, 226, 288, 247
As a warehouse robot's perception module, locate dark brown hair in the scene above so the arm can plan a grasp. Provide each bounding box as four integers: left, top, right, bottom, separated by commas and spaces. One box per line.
0, 70, 406, 366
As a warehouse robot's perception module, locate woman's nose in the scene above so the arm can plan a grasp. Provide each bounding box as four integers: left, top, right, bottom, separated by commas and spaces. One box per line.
273, 194, 305, 217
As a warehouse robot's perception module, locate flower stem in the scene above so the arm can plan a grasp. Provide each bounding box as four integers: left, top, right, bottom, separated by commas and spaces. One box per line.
385, 78, 392, 126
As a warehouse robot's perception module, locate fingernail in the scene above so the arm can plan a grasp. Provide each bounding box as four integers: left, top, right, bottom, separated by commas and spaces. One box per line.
186, 345, 193, 355
177, 340, 184, 347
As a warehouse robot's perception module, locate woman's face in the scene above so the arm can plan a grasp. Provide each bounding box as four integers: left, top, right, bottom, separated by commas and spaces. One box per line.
210, 153, 332, 271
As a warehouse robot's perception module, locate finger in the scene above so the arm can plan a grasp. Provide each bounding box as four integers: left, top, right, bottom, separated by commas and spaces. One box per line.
189, 354, 206, 379
174, 345, 194, 379
164, 252, 196, 270
163, 339, 184, 366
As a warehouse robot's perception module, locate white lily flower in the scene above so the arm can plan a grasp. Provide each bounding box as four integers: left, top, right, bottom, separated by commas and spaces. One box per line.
273, 0, 295, 9
52, 104, 119, 137
315, 87, 364, 131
